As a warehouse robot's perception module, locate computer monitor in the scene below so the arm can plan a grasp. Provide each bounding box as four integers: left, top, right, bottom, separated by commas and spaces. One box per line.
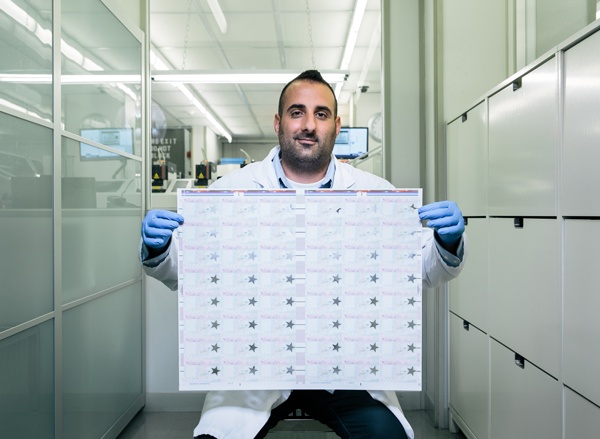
333, 127, 368, 159
80, 128, 134, 160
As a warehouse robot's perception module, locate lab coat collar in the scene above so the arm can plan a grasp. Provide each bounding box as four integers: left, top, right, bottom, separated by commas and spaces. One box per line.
252, 146, 357, 190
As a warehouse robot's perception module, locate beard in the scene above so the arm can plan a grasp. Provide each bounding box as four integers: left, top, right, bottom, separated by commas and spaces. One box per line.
278, 126, 337, 175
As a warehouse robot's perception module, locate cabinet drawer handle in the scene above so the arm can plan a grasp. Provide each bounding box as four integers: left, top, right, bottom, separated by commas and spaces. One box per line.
514, 217, 524, 228
461, 113, 468, 123
463, 320, 470, 331
514, 353, 525, 369
512, 78, 522, 91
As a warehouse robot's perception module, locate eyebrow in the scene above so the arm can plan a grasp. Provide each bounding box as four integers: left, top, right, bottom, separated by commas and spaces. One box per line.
286, 103, 332, 115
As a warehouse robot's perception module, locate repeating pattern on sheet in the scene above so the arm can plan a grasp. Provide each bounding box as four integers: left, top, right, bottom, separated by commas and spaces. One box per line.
177, 189, 422, 391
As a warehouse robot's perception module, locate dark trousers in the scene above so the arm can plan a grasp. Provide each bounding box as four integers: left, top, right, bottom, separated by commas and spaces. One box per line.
197, 389, 408, 439
261, 390, 408, 438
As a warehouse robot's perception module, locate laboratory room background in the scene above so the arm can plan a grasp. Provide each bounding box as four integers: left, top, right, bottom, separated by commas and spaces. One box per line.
1, 1, 599, 439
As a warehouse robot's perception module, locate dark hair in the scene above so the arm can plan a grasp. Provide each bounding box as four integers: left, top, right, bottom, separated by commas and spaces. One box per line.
277, 70, 338, 117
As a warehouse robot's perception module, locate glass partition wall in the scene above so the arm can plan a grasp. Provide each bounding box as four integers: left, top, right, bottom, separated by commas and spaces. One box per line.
0, 0, 146, 438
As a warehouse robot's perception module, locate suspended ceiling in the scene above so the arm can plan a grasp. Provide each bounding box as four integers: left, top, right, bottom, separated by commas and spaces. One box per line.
149, 0, 382, 142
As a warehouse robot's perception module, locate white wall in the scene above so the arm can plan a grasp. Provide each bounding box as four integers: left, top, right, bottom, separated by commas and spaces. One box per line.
382, 0, 421, 189
441, 0, 509, 120
204, 127, 221, 163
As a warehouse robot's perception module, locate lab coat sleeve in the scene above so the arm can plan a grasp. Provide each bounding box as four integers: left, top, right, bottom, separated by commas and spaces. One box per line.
421, 227, 467, 289
140, 237, 179, 291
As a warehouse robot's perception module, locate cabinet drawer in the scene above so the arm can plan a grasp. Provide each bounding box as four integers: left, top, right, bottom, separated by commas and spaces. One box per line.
562, 30, 600, 216
488, 217, 560, 377
565, 387, 600, 439
490, 339, 561, 439
564, 219, 600, 406
447, 102, 487, 217
449, 218, 488, 331
449, 313, 489, 439
488, 58, 558, 216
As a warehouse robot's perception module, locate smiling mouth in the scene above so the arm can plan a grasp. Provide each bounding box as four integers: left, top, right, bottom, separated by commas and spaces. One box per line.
295, 136, 317, 144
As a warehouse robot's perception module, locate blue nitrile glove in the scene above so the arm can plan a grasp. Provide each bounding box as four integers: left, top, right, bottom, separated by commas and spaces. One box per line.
418, 201, 464, 245
141, 209, 184, 250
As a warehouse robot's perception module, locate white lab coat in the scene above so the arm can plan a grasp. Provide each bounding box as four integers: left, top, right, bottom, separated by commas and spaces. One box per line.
142, 147, 466, 439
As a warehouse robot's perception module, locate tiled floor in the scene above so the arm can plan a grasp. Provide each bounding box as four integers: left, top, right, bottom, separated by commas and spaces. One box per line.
117, 410, 467, 438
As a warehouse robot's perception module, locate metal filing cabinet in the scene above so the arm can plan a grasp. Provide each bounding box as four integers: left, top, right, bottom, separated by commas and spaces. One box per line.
488, 58, 558, 217
446, 101, 487, 217
562, 30, 600, 216
488, 217, 560, 378
447, 22, 600, 439
564, 388, 600, 439
449, 218, 488, 332
563, 219, 600, 406
490, 339, 561, 439
449, 313, 489, 439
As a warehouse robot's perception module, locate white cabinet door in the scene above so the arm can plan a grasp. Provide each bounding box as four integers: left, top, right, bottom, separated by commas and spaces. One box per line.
447, 101, 487, 217
488, 58, 558, 216
449, 218, 488, 331
488, 217, 560, 378
490, 339, 561, 439
449, 312, 489, 439
565, 387, 600, 439
564, 219, 600, 406
562, 30, 600, 216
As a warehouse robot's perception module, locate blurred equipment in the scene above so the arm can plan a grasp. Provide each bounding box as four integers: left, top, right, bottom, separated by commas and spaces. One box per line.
152, 162, 177, 193
152, 164, 165, 191
215, 157, 245, 180
195, 162, 214, 187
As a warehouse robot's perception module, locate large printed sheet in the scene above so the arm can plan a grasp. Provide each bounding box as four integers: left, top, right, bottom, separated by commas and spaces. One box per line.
177, 189, 423, 391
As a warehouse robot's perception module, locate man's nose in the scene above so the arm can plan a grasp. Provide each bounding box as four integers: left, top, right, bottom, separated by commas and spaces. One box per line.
302, 114, 316, 132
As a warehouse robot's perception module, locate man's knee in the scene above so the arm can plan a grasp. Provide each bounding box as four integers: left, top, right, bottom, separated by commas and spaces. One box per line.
357, 406, 408, 439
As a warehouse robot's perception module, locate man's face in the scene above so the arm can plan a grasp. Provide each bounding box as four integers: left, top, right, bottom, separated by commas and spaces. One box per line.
274, 80, 341, 176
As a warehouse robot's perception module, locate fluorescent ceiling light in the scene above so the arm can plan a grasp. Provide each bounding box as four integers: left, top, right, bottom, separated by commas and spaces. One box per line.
0, 74, 141, 84
206, 0, 227, 34
355, 12, 381, 103
0, 97, 51, 123
340, 0, 368, 70
176, 82, 232, 143
0, 73, 52, 83
62, 74, 141, 84
335, 0, 368, 97
152, 70, 348, 85
150, 49, 233, 142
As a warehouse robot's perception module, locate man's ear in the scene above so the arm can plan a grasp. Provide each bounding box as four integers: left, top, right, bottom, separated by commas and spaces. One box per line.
273, 114, 281, 134
335, 116, 341, 136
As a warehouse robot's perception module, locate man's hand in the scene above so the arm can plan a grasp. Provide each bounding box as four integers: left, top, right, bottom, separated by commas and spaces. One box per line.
141, 209, 184, 250
418, 201, 464, 246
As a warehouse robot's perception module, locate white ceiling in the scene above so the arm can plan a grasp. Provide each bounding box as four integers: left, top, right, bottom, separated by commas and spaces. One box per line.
149, 0, 382, 142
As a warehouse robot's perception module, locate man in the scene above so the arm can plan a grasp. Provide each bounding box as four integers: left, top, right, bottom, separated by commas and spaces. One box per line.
141, 70, 466, 439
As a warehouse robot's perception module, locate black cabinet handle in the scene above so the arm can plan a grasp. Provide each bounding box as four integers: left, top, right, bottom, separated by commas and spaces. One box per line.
514, 217, 524, 228
515, 353, 525, 369
512, 78, 522, 91
461, 113, 468, 123
463, 320, 470, 331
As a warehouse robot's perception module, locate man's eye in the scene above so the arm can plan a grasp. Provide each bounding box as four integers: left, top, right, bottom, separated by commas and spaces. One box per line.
290, 110, 303, 117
